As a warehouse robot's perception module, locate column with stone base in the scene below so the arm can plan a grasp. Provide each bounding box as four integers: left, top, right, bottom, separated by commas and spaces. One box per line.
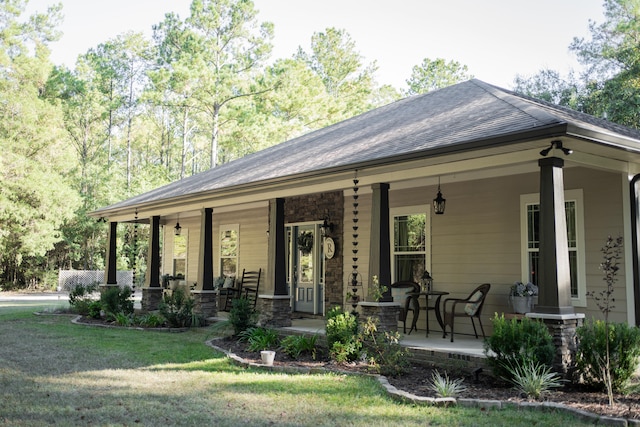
526, 312, 585, 379
141, 287, 163, 312
256, 295, 292, 328
192, 290, 218, 321
358, 302, 401, 333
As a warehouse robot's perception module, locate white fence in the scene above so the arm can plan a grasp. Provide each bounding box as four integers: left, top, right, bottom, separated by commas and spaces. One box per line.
57, 270, 134, 291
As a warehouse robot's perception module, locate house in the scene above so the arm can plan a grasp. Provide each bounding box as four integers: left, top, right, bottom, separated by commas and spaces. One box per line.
90, 79, 640, 359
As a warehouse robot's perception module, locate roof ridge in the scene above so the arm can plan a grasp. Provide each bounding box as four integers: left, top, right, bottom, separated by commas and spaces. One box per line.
469, 79, 566, 127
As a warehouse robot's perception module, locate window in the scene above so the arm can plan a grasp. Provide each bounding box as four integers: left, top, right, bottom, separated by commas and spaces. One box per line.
391, 206, 429, 283
220, 225, 239, 278
521, 190, 585, 306
173, 233, 187, 278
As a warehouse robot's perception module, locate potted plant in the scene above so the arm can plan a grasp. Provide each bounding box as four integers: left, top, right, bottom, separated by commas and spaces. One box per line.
509, 281, 538, 314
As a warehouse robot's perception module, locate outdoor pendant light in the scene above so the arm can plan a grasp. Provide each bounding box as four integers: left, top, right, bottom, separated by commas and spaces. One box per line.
174, 215, 182, 236
433, 178, 446, 215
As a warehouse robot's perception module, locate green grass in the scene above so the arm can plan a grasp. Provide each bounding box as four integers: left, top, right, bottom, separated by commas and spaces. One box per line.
0, 301, 596, 426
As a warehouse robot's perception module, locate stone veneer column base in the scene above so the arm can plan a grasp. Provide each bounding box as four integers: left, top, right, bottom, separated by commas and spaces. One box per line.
358, 302, 401, 333
191, 290, 218, 320
526, 312, 585, 378
256, 295, 292, 328
141, 287, 163, 312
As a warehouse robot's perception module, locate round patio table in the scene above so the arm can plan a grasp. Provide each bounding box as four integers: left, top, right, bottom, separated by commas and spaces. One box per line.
407, 290, 449, 337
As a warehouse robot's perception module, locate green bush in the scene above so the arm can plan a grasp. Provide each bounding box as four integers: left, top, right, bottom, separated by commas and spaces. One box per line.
68, 283, 98, 315
100, 286, 134, 321
114, 312, 133, 327
361, 316, 410, 376
576, 319, 640, 392
325, 306, 361, 363
238, 327, 280, 352
484, 314, 555, 382
281, 334, 318, 359
87, 300, 102, 319
137, 312, 165, 328
159, 287, 196, 328
228, 297, 258, 336
505, 361, 563, 399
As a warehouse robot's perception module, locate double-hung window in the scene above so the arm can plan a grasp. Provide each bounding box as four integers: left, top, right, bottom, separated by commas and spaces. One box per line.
390, 206, 429, 283
520, 189, 585, 306
173, 232, 187, 278
220, 225, 239, 278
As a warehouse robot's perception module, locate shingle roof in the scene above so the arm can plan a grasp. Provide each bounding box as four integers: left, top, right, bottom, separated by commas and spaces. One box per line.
94, 79, 640, 214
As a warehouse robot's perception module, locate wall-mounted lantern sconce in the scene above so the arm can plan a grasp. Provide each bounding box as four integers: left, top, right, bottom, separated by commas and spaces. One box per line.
540, 140, 572, 157
320, 213, 334, 237
174, 215, 182, 236
433, 178, 446, 215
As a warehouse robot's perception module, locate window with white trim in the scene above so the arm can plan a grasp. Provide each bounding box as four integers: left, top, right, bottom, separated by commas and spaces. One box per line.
520, 189, 586, 306
220, 225, 239, 278
173, 232, 187, 278
390, 206, 430, 283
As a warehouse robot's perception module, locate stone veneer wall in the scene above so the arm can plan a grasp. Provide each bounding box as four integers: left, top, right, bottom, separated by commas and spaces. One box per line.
257, 296, 292, 328
359, 303, 401, 333
141, 287, 163, 312
284, 191, 344, 311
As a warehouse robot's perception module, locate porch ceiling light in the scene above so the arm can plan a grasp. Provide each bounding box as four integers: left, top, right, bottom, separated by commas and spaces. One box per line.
433, 178, 446, 215
540, 140, 572, 157
174, 221, 182, 236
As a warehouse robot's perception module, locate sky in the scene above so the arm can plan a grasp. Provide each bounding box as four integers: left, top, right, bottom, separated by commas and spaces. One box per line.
25, 0, 606, 90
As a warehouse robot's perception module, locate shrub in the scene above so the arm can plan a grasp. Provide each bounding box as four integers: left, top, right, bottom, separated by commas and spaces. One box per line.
325, 306, 361, 363
114, 312, 134, 327
87, 300, 102, 319
100, 286, 134, 321
228, 297, 258, 336
576, 319, 640, 392
138, 312, 165, 328
281, 334, 318, 360
505, 361, 563, 399
68, 283, 98, 315
484, 314, 555, 382
361, 316, 410, 376
159, 287, 196, 328
238, 327, 280, 352
428, 371, 467, 398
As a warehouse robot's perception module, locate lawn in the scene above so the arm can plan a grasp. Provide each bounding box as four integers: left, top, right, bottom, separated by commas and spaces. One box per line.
0, 299, 595, 426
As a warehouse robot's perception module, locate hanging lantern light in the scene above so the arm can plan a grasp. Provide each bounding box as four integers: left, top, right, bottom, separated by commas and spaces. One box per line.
433, 178, 446, 215
174, 214, 182, 236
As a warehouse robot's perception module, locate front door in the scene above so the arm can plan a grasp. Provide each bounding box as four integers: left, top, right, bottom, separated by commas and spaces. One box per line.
287, 224, 323, 314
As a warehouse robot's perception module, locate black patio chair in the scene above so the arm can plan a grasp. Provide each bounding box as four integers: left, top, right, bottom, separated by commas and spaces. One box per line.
390, 281, 421, 334
442, 283, 491, 342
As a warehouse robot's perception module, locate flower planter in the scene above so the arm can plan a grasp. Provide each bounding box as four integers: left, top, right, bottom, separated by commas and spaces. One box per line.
260, 350, 275, 366
511, 296, 532, 314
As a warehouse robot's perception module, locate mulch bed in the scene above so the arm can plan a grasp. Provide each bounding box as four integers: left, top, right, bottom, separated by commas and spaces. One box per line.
214, 335, 640, 421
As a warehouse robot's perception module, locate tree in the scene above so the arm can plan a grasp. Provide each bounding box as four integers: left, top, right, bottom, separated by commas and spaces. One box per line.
405, 58, 472, 96
569, 0, 640, 128
153, 0, 275, 169
296, 28, 379, 122
513, 69, 583, 110
0, 0, 80, 287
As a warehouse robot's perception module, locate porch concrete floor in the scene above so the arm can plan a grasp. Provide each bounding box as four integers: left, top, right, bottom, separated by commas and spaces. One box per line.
212, 313, 486, 359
